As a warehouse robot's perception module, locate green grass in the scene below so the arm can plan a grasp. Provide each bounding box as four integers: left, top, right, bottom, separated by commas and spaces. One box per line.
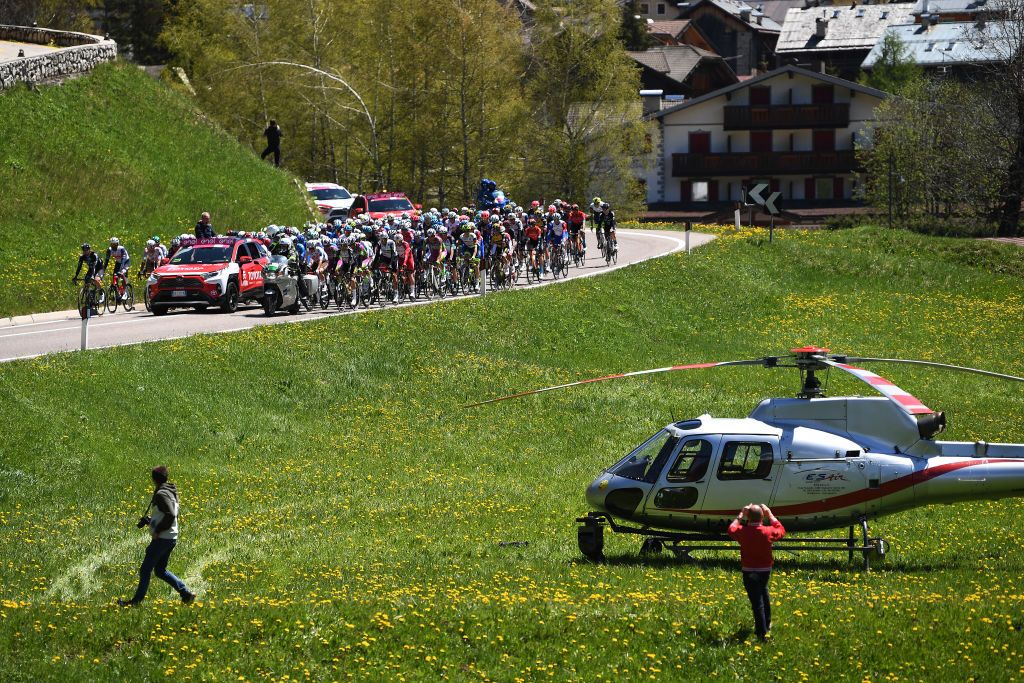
2, 227, 1024, 681
0, 62, 310, 317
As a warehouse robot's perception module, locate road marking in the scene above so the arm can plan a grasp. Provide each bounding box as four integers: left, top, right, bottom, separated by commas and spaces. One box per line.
0, 315, 153, 339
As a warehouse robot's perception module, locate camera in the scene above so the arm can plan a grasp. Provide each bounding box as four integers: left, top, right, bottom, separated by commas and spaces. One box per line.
136, 515, 152, 529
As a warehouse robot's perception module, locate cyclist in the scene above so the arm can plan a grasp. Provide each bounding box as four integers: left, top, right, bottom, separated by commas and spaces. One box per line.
456, 223, 480, 287
567, 204, 586, 258
105, 237, 131, 300
425, 228, 446, 276
377, 230, 400, 301
396, 232, 416, 297
73, 243, 105, 304
524, 218, 543, 276
546, 212, 566, 269
601, 202, 617, 252
308, 239, 329, 284
488, 224, 512, 279
139, 239, 162, 277
590, 197, 605, 249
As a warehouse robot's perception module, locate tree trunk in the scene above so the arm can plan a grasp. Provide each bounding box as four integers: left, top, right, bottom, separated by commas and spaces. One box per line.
996, 123, 1024, 236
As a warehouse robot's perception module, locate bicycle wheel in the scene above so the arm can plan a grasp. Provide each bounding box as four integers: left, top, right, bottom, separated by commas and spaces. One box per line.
105, 285, 119, 313
561, 251, 569, 277
122, 283, 135, 312
611, 242, 618, 265
143, 282, 152, 312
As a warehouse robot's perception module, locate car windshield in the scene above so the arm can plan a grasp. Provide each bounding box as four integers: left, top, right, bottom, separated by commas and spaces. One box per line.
170, 246, 232, 265
311, 187, 350, 200
369, 198, 414, 213
608, 430, 679, 483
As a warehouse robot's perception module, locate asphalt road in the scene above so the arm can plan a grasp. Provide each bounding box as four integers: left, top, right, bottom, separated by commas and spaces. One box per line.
0, 40, 59, 61
0, 229, 713, 362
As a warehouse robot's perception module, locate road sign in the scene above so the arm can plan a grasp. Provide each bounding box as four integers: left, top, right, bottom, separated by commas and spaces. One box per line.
748, 183, 769, 207
746, 183, 782, 216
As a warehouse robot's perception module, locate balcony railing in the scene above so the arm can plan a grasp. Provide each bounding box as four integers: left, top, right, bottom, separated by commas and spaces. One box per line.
723, 103, 850, 130
671, 150, 859, 177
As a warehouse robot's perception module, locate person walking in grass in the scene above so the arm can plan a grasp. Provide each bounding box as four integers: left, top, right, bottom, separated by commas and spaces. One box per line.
118, 466, 195, 607
262, 119, 283, 167
728, 503, 785, 640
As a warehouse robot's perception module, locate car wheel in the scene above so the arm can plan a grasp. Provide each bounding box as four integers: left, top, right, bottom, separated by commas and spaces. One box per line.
220, 282, 239, 313
152, 305, 169, 317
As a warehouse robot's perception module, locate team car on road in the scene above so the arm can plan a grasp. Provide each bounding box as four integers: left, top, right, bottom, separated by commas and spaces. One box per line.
306, 182, 354, 221
146, 237, 269, 316
347, 192, 417, 220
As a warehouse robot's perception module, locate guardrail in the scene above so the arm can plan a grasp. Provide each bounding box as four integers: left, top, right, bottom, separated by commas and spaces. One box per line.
0, 25, 116, 90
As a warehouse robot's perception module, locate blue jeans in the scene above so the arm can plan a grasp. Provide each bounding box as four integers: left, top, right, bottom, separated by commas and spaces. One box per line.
131, 538, 187, 603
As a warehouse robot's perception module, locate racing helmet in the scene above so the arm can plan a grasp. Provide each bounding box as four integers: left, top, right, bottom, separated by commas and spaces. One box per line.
109, 237, 120, 246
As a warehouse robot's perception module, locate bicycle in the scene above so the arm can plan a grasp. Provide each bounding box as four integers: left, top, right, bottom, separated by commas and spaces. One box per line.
602, 232, 618, 266
353, 266, 374, 308
548, 243, 568, 280
105, 271, 135, 313
374, 265, 395, 307
74, 277, 106, 318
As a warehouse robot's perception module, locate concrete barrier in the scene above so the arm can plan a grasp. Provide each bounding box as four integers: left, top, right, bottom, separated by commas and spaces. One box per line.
0, 25, 116, 90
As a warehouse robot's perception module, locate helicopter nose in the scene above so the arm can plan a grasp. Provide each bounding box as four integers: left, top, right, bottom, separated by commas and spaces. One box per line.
586, 476, 609, 510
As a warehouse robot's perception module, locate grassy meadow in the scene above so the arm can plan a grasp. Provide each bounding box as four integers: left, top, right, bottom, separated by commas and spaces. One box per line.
0, 62, 311, 317
2, 226, 1024, 681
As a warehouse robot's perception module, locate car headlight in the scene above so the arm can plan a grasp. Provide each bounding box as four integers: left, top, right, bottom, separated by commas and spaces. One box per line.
202, 270, 222, 281
147, 274, 158, 285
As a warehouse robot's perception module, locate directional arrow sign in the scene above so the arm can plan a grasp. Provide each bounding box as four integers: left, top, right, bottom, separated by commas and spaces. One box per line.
748, 183, 769, 207
765, 191, 781, 216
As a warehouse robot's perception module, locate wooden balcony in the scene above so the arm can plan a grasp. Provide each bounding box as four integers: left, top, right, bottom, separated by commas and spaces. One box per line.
671, 150, 859, 177
723, 103, 850, 130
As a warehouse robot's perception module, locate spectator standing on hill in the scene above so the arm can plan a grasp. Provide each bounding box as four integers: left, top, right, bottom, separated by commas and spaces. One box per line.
195, 212, 214, 239
728, 503, 785, 640
118, 466, 196, 607
262, 119, 282, 167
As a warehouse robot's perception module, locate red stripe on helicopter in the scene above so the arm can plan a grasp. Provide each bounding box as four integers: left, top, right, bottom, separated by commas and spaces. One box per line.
693, 459, 1024, 517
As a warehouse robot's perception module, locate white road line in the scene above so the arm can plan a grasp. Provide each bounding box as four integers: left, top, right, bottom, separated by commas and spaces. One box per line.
0, 315, 153, 339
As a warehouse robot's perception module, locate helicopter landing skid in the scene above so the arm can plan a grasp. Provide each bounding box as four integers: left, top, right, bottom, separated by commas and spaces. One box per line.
576, 512, 889, 571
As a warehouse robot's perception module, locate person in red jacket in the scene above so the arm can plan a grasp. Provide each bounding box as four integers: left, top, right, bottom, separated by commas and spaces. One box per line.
728, 503, 785, 640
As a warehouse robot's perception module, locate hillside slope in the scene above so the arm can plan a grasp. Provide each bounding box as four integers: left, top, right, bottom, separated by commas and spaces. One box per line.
0, 62, 311, 316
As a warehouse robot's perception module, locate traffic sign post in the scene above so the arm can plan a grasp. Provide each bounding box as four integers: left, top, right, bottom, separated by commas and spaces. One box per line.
745, 183, 782, 239
685, 220, 691, 254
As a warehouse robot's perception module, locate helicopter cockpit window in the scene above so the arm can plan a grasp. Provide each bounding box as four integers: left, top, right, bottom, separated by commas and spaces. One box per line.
717, 442, 774, 480
608, 430, 680, 483
666, 439, 713, 482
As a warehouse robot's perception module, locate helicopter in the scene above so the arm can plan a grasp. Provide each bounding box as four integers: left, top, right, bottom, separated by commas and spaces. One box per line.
469, 347, 1024, 569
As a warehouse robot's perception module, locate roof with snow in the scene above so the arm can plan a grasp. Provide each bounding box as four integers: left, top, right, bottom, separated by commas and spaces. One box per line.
777, 3, 916, 53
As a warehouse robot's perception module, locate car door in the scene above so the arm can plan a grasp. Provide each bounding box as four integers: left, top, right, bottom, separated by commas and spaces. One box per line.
643, 435, 721, 523
237, 242, 262, 296
702, 436, 779, 514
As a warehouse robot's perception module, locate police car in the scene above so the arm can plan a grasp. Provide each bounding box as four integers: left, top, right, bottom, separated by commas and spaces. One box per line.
147, 237, 270, 316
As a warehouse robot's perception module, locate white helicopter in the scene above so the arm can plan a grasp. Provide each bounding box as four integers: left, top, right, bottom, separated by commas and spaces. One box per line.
470, 347, 1024, 568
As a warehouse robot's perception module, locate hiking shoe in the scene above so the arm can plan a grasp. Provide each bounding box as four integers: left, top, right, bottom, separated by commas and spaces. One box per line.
117, 598, 139, 608
180, 590, 196, 605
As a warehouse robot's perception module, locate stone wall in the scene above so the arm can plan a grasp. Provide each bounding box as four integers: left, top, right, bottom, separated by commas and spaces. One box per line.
0, 25, 117, 90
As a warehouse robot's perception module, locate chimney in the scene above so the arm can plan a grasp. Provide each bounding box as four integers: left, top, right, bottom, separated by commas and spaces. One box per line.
815, 17, 829, 38
640, 89, 664, 116
740, 7, 753, 22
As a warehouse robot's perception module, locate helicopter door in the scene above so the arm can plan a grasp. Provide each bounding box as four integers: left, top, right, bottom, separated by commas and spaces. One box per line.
642, 436, 721, 522
702, 437, 779, 514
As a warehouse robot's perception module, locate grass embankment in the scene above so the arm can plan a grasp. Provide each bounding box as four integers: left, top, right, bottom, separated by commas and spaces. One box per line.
0, 62, 310, 317
3, 227, 1024, 681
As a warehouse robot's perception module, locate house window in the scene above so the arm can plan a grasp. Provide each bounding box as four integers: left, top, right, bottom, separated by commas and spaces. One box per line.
815, 177, 835, 200
692, 181, 709, 202
812, 85, 834, 104
640, 2, 650, 12
749, 86, 771, 106
689, 131, 711, 154
812, 130, 835, 152
751, 131, 773, 153
656, 2, 666, 14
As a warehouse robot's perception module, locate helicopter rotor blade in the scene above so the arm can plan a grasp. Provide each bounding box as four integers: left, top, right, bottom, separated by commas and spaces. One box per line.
838, 357, 1024, 383
820, 359, 935, 416
464, 359, 768, 408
